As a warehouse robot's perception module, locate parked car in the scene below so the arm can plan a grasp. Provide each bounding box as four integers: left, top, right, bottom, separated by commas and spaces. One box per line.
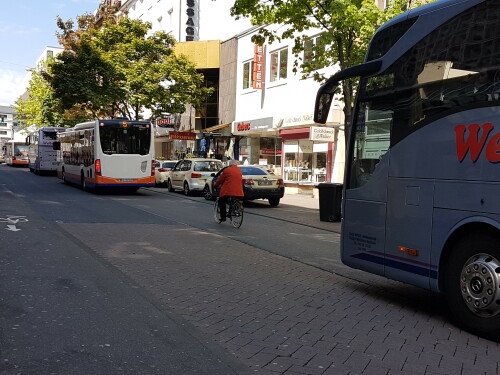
154, 160, 178, 187
203, 165, 285, 206
167, 158, 223, 195
0, 154, 5, 164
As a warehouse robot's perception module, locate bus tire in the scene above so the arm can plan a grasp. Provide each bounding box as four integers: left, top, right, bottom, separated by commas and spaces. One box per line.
443, 231, 500, 341
62, 169, 68, 184
167, 179, 174, 192
81, 172, 87, 191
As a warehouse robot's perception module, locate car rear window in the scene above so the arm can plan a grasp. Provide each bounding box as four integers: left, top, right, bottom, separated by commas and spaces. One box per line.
240, 167, 267, 175
162, 162, 177, 168
194, 161, 222, 172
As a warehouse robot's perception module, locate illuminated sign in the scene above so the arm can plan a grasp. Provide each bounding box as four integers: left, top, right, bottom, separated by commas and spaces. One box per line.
253, 44, 264, 90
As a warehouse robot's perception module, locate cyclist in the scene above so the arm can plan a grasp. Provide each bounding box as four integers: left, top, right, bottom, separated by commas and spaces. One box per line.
214, 159, 244, 222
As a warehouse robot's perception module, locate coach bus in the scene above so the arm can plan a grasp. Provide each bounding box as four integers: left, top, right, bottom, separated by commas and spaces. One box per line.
54, 119, 155, 192
26, 126, 66, 174
4, 140, 29, 167
314, 0, 500, 340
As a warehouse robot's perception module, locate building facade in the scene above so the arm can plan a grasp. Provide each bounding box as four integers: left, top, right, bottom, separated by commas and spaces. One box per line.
0, 106, 16, 149
230, 27, 346, 191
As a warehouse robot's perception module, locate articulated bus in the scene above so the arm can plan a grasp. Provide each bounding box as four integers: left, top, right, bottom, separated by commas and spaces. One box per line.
4, 141, 29, 167
314, 0, 500, 340
26, 126, 66, 174
54, 119, 155, 192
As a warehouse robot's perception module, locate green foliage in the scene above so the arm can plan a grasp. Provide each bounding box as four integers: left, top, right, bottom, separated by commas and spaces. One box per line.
14, 60, 81, 130
229, 0, 428, 121
51, 16, 213, 120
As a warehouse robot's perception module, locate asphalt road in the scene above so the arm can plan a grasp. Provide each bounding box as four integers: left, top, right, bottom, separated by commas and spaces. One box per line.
1, 165, 500, 375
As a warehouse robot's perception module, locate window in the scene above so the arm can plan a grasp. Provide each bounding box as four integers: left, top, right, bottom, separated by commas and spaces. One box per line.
303, 35, 326, 71
351, 1, 500, 188
243, 60, 253, 89
270, 48, 288, 82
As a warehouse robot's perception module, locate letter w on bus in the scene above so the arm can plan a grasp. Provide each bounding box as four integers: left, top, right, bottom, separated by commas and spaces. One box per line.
455, 123, 500, 162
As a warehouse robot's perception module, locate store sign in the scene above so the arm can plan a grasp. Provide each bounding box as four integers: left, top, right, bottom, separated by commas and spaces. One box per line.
169, 131, 196, 140
185, 0, 199, 41
232, 117, 273, 134
309, 126, 336, 142
156, 117, 174, 128
253, 44, 264, 90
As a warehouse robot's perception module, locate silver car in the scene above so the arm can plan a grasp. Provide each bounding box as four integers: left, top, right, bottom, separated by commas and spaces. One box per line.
167, 158, 223, 195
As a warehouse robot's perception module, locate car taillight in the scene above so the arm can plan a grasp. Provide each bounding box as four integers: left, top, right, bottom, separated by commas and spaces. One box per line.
243, 178, 254, 185
95, 159, 101, 175
151, 160, 155, 176
158, 168, 168, 172
278, 178, 284, 187
12, 156, 16, 160
191, 172, 202, 178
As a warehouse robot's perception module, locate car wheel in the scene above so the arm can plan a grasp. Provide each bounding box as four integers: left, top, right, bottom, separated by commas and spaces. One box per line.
442, 231, 500, 341
183, 182, 191, 196
203, 185, 213, 200
268, 198, 280, 207
167, 179, 174, 192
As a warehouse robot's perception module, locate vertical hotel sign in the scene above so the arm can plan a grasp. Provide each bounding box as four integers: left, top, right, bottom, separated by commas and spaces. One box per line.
253, 44, 264, 89
184, 0, 199, 41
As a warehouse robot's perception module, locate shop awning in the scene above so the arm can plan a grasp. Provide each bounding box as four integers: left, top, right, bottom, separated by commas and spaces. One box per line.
202, 123, 231, 133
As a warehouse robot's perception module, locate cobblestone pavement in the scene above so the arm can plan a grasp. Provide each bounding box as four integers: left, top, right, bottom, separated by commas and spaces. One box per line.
60, 217, 500, 375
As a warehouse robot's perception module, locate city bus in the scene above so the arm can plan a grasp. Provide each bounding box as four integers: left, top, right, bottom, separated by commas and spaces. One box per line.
314, 0, 500, 340
3, 140, 29, 167
54, 119, 155, 192
26, 126, 66, 174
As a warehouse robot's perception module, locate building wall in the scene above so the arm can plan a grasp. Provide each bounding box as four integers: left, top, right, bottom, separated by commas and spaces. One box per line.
218, 37, 238, 126
0, 106, 16, 151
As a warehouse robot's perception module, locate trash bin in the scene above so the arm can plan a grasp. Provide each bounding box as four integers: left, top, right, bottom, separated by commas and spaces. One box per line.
318, 183, 343, 222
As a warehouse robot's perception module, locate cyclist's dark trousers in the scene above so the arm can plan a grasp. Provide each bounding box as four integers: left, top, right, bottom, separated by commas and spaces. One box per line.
219, 196, 229, 220
218, 196, 242, 220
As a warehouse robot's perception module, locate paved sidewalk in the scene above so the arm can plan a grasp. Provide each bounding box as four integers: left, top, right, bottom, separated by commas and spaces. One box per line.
246, 193, 341, 233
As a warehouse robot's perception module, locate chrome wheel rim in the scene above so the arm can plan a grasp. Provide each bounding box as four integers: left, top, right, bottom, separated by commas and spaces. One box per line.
460, 253, 500, 317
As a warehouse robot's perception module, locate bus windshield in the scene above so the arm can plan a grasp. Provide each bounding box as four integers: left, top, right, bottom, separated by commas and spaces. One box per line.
99, 123, 151, 155
42, 131, 59, 140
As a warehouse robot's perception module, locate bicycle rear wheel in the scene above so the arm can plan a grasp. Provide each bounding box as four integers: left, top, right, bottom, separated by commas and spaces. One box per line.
230, 199, 243, 228
214, 198, 222, 223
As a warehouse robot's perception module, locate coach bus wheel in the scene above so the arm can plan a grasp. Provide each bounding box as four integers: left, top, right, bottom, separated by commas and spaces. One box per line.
443, 232, 500, 341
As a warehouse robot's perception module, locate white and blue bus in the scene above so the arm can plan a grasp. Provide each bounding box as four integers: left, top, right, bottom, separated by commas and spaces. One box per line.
54, 119, 155, 192
26, 126, 66, 174
315, 0, 500, 340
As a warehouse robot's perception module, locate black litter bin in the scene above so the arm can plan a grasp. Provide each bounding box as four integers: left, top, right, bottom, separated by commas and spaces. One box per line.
318, 183, 343, 222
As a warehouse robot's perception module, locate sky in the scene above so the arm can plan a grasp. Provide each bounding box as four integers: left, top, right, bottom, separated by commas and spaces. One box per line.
0, 0, 100, 106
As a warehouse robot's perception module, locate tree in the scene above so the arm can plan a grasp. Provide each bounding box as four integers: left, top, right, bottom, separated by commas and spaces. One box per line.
50, 15, 213, 120
228, 0, 427, 125
14, 60, 86, 129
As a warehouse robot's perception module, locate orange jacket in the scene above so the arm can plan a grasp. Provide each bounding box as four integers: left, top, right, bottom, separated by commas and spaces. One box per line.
214, 165, 244, 197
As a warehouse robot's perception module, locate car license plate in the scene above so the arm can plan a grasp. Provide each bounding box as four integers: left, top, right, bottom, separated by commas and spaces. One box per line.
258, 180, 272, 186
120, 178, 134, 182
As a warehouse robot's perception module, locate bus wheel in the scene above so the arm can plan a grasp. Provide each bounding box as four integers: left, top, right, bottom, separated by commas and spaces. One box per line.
62, 170, 67, 184
81, 173, 87, 191
443, 232, 500, 341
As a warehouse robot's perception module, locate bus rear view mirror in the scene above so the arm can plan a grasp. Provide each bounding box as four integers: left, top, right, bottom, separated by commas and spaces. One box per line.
53, 141, 61, 151
314, 91, 334, 124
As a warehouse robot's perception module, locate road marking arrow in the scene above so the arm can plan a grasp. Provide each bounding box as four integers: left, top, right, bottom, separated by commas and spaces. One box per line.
5, 224, 21, 232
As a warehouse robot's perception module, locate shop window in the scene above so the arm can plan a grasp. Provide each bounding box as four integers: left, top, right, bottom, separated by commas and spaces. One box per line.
284, 140, 328, 183
243, 60, 253, 89
270, 48, 288, 82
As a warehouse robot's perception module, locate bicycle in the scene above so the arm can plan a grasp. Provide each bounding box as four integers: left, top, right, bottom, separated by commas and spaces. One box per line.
214, 196, 244, 228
